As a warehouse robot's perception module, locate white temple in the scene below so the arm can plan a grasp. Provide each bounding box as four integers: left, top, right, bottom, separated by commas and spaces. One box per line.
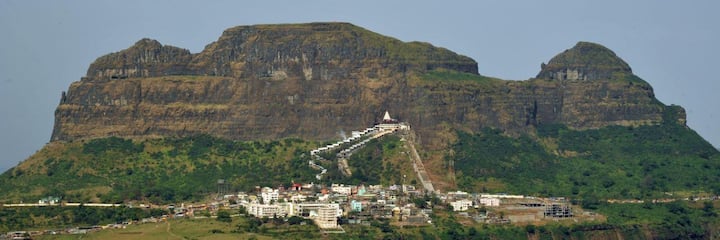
379, 111, 404, 127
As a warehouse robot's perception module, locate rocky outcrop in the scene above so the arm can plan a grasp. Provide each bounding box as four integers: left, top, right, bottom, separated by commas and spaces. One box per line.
187, 22, 478, 79
84, 23, 477, 81
51, 23, 679, 150
537, 41, 632, 81
86, 39, 193, 79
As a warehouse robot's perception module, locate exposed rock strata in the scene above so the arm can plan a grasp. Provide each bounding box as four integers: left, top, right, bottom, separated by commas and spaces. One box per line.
537, 41, 632, 81
52, 23, 678, 150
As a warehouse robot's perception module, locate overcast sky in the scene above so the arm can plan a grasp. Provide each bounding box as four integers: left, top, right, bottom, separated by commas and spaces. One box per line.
1, 0, 718, 172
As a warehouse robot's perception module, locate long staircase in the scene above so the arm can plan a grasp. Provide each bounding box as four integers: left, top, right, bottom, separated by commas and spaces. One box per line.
310, 126, 391, 179
404, 134, 435, 193
308, 112, 435, 193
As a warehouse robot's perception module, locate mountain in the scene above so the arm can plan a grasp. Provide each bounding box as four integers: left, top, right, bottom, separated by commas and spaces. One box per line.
52, 23, 670, 148
52, 22, 478, 145
2, 22, 718, 202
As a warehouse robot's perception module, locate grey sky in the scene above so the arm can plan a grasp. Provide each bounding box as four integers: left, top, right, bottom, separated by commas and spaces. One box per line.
1, 0, 718, 172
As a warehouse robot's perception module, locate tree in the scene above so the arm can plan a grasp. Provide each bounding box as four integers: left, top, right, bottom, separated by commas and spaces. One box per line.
238, 217, 262, 233
478, 206, 487, 214
581, 193, 601, 210
703, 201, 717, 217
413, 197, 429, 209
272, 214, 284, 224
468, 227, 478, 236
217, 210, 232, 223
238, 205, 247, 215
371, 219, 393, 233
667, 201, 688, 215
525, 224, 537, 234
288, 216, 304, 225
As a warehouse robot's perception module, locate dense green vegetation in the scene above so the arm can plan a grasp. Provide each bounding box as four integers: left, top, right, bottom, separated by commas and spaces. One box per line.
233, 214, 319, 238
340, 201, 720, 239
452, 111, 720, 200
6, 201, 720, 239
320, 135, 408, 186
0, 135, 322, 203
453, 128, 556, 193
0, 134, 415, 204
2, 100, 719, 239
595, 201, 717, 239
0, 206, 168, 233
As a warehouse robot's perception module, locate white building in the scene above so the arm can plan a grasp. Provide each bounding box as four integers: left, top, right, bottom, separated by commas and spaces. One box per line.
289, 193, 307, 203
297, 203, 342, 218
478, 198, 501, 207
480, 194, 524, 199
38, 196, 61, 205
331, 184, 353, 195
248, 204, 281, 218
278, 202, 297, 217
447, 190, 469, 200
315, 206, 339, 229
260, 187, 279, 204
450, 199, 473, 211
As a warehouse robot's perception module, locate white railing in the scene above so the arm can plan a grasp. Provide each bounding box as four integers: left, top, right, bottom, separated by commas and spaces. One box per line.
309, 123, 406, 179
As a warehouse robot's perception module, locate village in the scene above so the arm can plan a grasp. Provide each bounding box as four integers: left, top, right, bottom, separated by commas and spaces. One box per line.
2, 180, 599, 239
205, 181, 591, 231
2, 112, 599, 238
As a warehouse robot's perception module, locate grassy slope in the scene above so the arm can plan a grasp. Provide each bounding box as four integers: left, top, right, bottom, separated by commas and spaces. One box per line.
451, 112, 720, 200
35, 218, 293, 240
0, 136, 321, 203
2, 124, 720, 238
340, 135, 415, 186
33, 203, 720, 240
0, 134, 415, 204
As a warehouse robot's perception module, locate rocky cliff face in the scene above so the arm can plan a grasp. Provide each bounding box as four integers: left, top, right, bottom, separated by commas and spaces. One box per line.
85, 23, 477, 81
52, 22, 679, 149
87, 38, 193, 79
536, 41, 632, 81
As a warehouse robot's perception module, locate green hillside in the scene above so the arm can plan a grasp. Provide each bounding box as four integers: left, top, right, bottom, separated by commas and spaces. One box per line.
0, 134, 416, 204
0, 136, 323, 203
452, 107, 720, 200
2, 115, 720, 239
2, 113, 719, 204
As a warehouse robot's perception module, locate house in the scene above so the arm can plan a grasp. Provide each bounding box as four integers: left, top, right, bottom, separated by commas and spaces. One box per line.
315, 206, 339, 229
38, 196, 61, 205
357, 185, 367, 195
450, 199, 473, 211
447, 191, 469, 200
351, 200, 363, 212
248, 203, 281, 218
5, 231, 30, 240
277, 202, 297, 217
544, 203, 573, 218
236, 192, 248, 201
260, 187, 279, 204
480, 194, 524, 199
478, 198, 501, 207
289, 193, 307, 203
331, 194, 348, 203
331, 184, 353, 195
